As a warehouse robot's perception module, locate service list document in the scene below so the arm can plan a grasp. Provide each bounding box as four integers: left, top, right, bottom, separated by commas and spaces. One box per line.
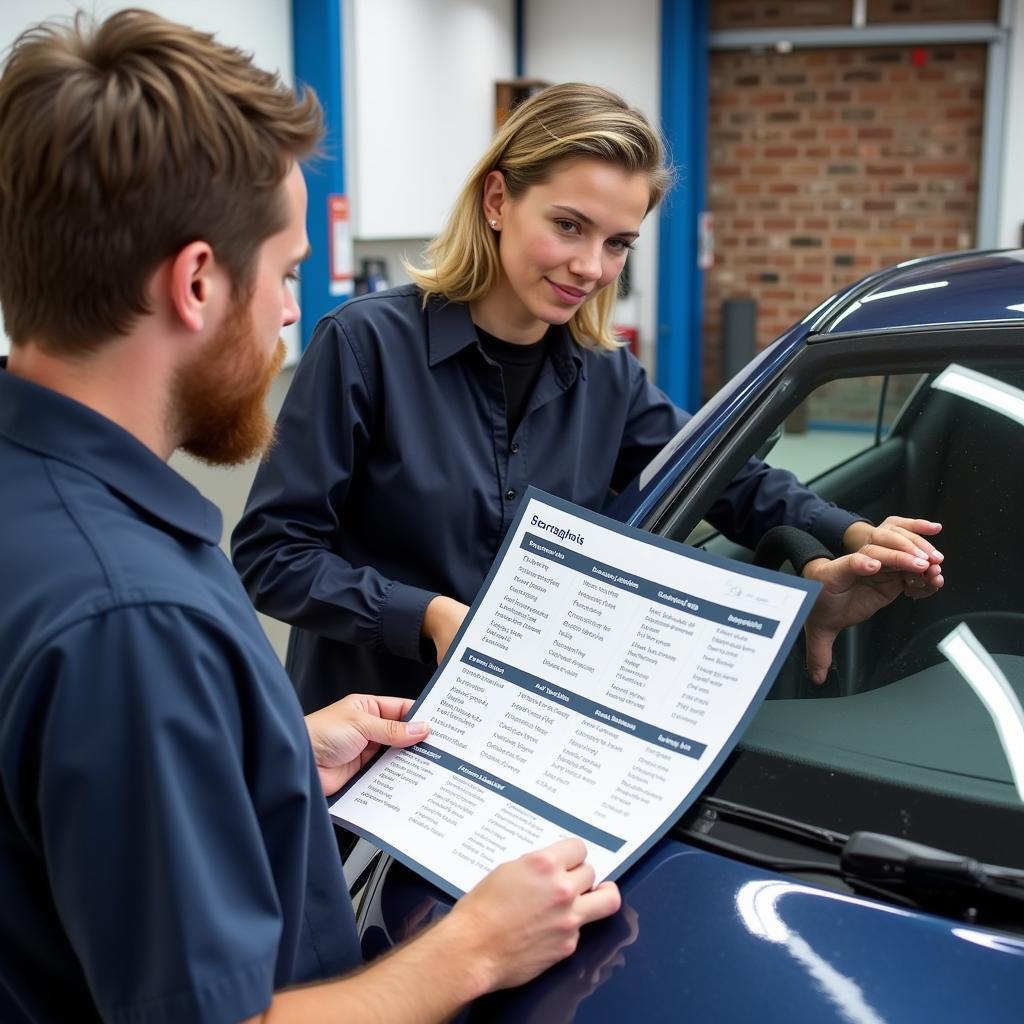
330, 488, 820, 898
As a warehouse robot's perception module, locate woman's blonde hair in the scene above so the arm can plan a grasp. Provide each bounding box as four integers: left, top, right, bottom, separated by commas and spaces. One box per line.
406, 82, 671, 351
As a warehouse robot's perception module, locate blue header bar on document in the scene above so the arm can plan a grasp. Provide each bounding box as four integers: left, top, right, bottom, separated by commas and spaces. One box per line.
462, 648, 707, 760
520, 532, 780, 638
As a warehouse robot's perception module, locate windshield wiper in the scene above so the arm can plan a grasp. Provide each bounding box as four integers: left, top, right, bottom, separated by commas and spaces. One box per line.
841, 831, 1024, 921
688, 796, 849, 849
672, 797, 850, 876
675, 802, 1024, 926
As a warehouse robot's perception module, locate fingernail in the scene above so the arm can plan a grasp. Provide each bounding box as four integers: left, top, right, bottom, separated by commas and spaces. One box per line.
931, 549, 944, 561
867, 560, 880, 570
407, 721, 429, 736
913, 557, 928, 568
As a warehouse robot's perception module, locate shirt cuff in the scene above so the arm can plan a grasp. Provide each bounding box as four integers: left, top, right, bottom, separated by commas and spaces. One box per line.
380, 581, 439, 662
804, 506, 870, 557
110, 955, 274, 1024
752, 526, 832, 575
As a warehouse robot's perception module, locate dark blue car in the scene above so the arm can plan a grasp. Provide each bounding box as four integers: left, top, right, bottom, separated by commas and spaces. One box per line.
344, 250, 1024, 1022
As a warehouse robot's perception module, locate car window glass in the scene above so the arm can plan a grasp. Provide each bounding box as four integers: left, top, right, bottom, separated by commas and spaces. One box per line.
685, 374, 927, 547
684, 360, 1024, 862
764, 374, 926, 483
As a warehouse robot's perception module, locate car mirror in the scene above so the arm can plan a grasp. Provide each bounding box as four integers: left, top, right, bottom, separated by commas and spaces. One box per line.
755, 422, 784, 461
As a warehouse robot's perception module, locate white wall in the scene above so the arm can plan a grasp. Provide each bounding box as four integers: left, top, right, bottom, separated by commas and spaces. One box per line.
999, 0, 1024, 248
0, 0, 299, 360
524, 0, 662, 373
344, 0, 514, 240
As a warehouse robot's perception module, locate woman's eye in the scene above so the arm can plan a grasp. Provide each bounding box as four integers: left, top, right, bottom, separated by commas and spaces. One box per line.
606, 238, 635, 253
555, 219, 579, 234
285, 270, 301, 284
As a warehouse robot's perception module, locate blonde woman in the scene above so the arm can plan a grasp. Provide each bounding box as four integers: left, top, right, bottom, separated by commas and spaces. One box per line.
233, 83, 942, 711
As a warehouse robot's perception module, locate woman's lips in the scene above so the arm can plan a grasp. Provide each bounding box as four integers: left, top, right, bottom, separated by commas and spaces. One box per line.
547, 279, 589, 304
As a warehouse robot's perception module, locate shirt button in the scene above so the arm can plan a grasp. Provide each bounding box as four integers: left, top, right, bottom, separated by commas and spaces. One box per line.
505, 488, 516, 502
510, 442, 520, 454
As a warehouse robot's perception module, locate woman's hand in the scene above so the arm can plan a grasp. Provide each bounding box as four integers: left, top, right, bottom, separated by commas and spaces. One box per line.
422, 595, 470, 664
842, 517, 944, 598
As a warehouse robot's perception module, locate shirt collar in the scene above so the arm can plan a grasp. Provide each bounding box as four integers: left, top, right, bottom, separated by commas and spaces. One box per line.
0, 363, 222, 545
426, 297, 482, 366
426, 296, 586, 384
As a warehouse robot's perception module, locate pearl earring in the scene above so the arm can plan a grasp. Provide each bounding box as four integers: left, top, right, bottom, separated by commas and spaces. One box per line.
489, 219, 498, 229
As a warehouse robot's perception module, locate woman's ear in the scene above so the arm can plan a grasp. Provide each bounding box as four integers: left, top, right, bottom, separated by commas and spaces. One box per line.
481, 170, 508, 228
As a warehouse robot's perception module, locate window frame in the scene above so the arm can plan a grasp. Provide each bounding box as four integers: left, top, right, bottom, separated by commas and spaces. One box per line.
641, 323, 1024, 543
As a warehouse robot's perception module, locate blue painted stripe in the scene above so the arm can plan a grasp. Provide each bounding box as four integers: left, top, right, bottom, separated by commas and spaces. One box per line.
658, 0, 709, 411
292, 0, 346, 350
804, 420, 876, 434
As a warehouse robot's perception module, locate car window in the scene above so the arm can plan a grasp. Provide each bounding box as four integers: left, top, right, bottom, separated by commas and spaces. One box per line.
683, 373, 924, 547
764, 373, 925, 482
683, 359, 1024, 864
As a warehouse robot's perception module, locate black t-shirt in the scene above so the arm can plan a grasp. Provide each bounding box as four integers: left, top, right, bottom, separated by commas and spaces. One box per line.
477, 326, 551, 437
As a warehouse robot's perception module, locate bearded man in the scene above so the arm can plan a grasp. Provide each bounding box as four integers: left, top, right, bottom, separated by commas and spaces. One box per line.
0, 11, 618, 1024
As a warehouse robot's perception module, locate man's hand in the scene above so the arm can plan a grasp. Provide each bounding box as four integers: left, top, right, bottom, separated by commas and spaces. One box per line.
422, 595, 470, 664
802, 552, 908, 684
442, 838, 622, 992
305, 694, 428, 795
256, 838, 621, 1022
842, 516, 944, 597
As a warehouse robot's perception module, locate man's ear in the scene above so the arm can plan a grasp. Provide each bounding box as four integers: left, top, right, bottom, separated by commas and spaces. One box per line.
481, 170, 508, 228
167, 241, 218, 333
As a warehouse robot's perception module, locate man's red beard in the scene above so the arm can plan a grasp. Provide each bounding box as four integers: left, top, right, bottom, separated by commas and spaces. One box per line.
172, 296, 287, 466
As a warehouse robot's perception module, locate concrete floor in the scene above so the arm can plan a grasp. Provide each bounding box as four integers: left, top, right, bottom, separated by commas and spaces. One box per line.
767, 427, 874, 483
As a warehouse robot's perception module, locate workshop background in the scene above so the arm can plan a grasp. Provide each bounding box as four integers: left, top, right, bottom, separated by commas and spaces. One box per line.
1, 0, 1021, 657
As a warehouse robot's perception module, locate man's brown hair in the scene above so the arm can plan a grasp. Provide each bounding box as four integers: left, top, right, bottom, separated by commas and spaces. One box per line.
0, 8, 322, 352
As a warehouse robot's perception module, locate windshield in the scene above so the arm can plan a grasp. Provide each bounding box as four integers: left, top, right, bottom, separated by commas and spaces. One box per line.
679, 359, 1024, 868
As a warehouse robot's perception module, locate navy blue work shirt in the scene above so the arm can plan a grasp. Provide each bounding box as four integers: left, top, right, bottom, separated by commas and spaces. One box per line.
0, 369, 360, 1024
233, 285, 859, 711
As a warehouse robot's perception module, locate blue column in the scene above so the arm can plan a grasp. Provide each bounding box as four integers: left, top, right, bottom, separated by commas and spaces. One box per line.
514, 0, 525, 77
658, 0, 709, 410
292, 0, 345, 350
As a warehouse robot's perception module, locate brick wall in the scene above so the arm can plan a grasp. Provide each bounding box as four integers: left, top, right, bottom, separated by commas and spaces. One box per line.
867, 0, 998, 22
703, 43, 985, 398
710, 0, 998, 29
712, 1, 853, 29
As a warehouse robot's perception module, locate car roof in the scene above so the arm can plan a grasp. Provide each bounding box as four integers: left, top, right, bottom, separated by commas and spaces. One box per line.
808, 248, 1024, 338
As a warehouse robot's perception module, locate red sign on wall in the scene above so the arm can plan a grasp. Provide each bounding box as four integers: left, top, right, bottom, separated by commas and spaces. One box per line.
328, 194, 353, 297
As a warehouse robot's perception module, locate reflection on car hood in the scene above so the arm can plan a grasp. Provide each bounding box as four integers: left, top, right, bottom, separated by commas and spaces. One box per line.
365, 842, 1024, 1023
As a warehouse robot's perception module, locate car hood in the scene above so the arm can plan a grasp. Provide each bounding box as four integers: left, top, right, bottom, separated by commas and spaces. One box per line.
361, 838, 1024, 1022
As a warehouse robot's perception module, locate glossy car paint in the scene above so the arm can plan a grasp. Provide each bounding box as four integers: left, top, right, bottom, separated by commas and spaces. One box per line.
352, 252, 1024, 1021
358, 844, 1024, 1023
